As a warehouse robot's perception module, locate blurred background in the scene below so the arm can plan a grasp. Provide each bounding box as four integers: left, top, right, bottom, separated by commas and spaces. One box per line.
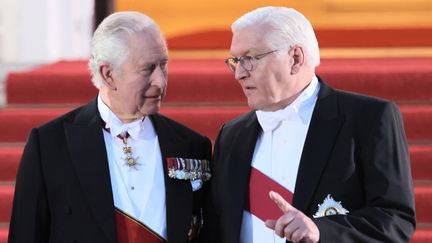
0, 1, 432, 242
1, 0, 431, 64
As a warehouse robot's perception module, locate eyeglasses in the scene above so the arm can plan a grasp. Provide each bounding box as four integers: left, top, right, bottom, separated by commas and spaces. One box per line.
225, 49, 280, 73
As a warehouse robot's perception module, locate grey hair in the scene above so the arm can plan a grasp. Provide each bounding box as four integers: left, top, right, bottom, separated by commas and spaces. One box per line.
232, 7, 320, 67
88, 11, 162, 89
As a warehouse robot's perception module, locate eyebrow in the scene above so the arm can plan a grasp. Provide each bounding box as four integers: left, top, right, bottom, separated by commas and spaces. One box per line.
137, 57, 168, 66
230, 48, 258, 57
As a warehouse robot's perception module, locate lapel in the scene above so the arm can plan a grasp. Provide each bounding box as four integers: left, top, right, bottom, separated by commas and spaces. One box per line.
64, 99, 116, 243
150, 114, 193, 243
292, 78, 343, 213
225, 112, 261, 242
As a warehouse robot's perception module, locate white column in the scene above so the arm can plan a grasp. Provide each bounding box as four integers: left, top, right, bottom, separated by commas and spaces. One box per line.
0, 0, 94, 63
0, 0, 18, 63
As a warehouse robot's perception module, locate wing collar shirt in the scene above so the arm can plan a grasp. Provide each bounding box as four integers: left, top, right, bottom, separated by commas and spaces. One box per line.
240, 75, 320, 243
97, 94, 167, 240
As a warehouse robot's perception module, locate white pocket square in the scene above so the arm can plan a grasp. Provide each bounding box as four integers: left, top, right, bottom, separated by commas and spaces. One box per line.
313, 194, 349, 218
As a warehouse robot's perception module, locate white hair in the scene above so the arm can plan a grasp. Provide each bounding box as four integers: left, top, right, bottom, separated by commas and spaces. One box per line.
88, 11, 163, 89
232, 6, 320, 67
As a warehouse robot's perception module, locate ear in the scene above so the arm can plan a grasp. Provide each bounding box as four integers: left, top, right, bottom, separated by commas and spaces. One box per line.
290, 46, 305, 75
99, 62, 117, 90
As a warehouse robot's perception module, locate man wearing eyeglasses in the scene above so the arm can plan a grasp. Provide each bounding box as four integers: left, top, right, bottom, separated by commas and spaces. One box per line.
200, 6, 415, 243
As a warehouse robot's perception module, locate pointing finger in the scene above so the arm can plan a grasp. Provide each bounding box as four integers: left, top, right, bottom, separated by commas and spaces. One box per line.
269, 190, 295, 213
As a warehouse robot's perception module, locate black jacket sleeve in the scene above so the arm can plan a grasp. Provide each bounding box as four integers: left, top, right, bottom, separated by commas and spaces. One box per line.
8, 128, 50, 243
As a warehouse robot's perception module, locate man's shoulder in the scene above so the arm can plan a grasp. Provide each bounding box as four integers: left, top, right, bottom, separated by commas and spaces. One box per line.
37, 102, 94, 132
319, 77, 394, 110
151, 113, 210, 141
336, 88, 390, 105
331, 88, 400, 121
331, 87, 395, 110
223, 110, 256, 129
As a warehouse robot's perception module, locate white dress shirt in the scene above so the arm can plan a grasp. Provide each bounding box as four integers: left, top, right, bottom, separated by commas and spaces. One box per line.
97, 95, 167, 239
240, 76, 320, 243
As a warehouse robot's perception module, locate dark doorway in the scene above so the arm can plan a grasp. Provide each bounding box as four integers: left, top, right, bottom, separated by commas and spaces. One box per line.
94, 0, 115, 30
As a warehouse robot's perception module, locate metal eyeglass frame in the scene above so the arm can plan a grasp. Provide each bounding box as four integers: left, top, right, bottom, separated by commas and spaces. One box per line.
225, 49, 280, 73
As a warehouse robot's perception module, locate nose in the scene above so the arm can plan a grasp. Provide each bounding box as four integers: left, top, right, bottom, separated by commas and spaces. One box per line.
234, 64, 249, 81
150, 64, 167, 88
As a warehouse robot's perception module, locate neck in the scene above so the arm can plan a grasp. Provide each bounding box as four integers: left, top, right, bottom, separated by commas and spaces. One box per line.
100, 90, 143, 123
260, 71, 315, 112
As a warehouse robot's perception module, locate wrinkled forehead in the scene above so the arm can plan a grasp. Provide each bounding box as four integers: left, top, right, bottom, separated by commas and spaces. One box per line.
128, 29, 168, 63
230, 24, 274, 56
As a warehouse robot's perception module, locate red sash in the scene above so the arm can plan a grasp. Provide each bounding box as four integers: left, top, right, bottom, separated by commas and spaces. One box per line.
244, 167, 294, 221
115, 208, 166, 243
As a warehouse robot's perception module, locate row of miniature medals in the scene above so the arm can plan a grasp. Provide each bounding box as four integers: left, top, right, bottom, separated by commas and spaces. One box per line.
167, 157, 211, 181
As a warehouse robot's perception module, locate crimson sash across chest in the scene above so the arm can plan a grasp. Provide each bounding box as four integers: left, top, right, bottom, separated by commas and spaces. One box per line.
115, 208, 166, 243
244, 167, 294, 221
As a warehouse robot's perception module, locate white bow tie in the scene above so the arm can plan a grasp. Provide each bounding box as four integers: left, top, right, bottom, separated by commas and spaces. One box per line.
256, 107, 297, 132
107, 119, 143, 140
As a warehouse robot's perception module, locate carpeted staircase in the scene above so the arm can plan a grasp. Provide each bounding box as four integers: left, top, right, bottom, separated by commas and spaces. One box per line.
1, 57, 432, 242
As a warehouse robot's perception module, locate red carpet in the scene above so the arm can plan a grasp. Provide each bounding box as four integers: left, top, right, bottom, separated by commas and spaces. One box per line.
412, 226, 432, 243
0, 147, 22, 181
0, 229, 6, 243
167, 28, 432, 49
7, 58, 432, 105
0, 186, 13, 223
1, 59, 432, 242
416, 185, 432, 223
411, 145, 432, 181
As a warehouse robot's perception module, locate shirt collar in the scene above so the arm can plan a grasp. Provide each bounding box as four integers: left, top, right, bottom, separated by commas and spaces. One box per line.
255, 75, 320, 132
97, 94, 145, 140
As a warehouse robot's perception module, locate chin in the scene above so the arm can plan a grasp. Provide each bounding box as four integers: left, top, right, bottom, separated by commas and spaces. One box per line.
247, 100, 260, 110
140, 106, 160, 116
